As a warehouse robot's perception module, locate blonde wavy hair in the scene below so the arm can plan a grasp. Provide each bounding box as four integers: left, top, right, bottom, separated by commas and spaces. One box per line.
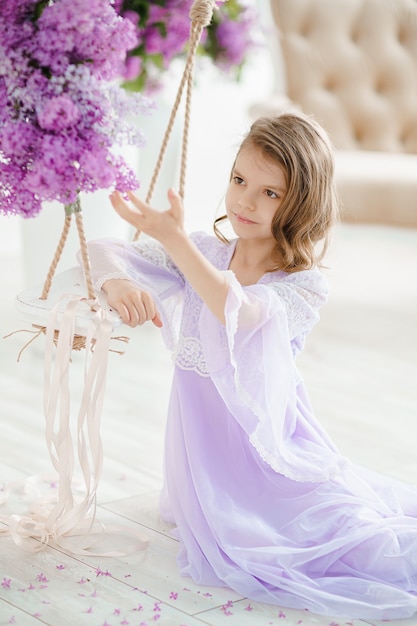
214, 112, 340, 273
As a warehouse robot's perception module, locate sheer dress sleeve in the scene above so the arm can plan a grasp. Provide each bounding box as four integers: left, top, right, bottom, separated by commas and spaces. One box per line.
199, 269, 344, 483
85, 236, 185, 350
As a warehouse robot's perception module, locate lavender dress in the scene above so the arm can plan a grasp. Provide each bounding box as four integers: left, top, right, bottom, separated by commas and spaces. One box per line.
87, 232, 417, 620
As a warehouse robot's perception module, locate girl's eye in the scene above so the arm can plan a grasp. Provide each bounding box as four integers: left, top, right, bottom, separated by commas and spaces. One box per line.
233, 176, 244, 185
266, 189, 278, 199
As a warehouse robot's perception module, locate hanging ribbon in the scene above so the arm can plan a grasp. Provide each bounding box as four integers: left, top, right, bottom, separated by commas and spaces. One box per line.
0, 295, 148, 555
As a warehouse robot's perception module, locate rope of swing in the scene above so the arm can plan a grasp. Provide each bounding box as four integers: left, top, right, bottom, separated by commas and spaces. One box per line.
139, 0, 217, 221
40, 196, 96, 301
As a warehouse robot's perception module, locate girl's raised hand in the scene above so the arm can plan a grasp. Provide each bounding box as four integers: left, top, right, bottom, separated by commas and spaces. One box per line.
110, 188, 184, 244
110, 187, 229, 325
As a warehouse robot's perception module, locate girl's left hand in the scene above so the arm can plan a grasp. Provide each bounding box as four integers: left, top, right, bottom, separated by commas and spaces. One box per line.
110, 188, 184, 244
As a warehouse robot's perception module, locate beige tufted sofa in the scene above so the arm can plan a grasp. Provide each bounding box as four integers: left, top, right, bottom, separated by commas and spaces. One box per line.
253, 0, 417, 227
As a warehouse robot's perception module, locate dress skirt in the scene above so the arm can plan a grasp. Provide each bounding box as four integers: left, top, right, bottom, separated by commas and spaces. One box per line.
160, 368, 417, 620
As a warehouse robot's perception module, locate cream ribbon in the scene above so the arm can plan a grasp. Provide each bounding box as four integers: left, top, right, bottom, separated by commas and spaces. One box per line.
1, 295, 148, 555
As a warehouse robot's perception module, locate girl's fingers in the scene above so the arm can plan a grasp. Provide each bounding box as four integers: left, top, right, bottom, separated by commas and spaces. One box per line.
129, 292, 149, 327
141, 292, 158, 323
127, 190, 148, 211
111, 295, 146, 328
167, 187, 181, 205
125, 292, 163, 328
117, 303, 132, 326
167, 188, 183, 218
152, 312, 163, 328
114, 300, 139, 327
110, 191, 143, 227
105, 280, 162, 329
141, 290, 163, 328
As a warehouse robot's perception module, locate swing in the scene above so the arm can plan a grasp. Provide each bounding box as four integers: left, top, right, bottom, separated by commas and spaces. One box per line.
2, 0, 216, 555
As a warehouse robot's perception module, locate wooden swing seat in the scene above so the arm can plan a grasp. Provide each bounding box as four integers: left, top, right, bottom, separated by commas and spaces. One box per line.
16, 267, 123, 336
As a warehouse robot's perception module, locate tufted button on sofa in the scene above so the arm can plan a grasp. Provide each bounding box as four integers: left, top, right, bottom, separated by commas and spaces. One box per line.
253, 0, 417, 227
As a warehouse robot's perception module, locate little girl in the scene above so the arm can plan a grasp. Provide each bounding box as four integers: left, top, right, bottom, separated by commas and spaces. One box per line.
86, 113, 417, 620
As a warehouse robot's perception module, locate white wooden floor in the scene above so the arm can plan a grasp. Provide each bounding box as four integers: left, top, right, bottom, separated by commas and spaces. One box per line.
1, 43, 417, 626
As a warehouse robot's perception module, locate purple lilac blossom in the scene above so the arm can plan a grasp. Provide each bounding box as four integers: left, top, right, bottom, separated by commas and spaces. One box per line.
37, 96, 81, 131
0, 0, 153, 218
215, 15, 253, 70
145, 1, 191, 64
117, 0, 258, 91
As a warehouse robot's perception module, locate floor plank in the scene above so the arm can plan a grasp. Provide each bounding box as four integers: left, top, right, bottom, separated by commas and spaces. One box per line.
0, 535, 210, 625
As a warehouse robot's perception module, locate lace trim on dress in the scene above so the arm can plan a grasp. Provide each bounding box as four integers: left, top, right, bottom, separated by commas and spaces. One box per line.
248, 432, 340, 483
173, 334, 210, 377
94, 272, 131, 293
132, 240, 181, 276
268, 283, 320, 341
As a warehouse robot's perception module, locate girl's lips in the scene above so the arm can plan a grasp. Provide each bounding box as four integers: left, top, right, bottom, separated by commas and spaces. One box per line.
234, 212, 257, 225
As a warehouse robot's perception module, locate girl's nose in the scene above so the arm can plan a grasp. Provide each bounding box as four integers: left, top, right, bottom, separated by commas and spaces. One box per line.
238, 190, 256, 211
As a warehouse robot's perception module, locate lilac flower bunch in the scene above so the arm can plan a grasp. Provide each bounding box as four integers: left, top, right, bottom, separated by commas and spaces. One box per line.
116, 0, 258, 92
0, 0, 155, 218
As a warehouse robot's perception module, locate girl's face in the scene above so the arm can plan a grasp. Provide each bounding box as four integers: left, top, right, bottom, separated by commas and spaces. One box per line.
225, 144, 287, 242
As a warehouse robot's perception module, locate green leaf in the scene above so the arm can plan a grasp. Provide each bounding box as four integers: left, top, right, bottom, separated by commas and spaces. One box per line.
148, 53, 165, 70
121, 72, 147, 92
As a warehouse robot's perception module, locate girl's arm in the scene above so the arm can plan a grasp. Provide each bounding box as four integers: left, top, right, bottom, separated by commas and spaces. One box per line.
110, 189, 229, 325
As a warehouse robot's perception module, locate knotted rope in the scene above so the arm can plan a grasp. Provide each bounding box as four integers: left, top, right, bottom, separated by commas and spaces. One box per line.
41, 195, 95, 302
134, 0, 216, 239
